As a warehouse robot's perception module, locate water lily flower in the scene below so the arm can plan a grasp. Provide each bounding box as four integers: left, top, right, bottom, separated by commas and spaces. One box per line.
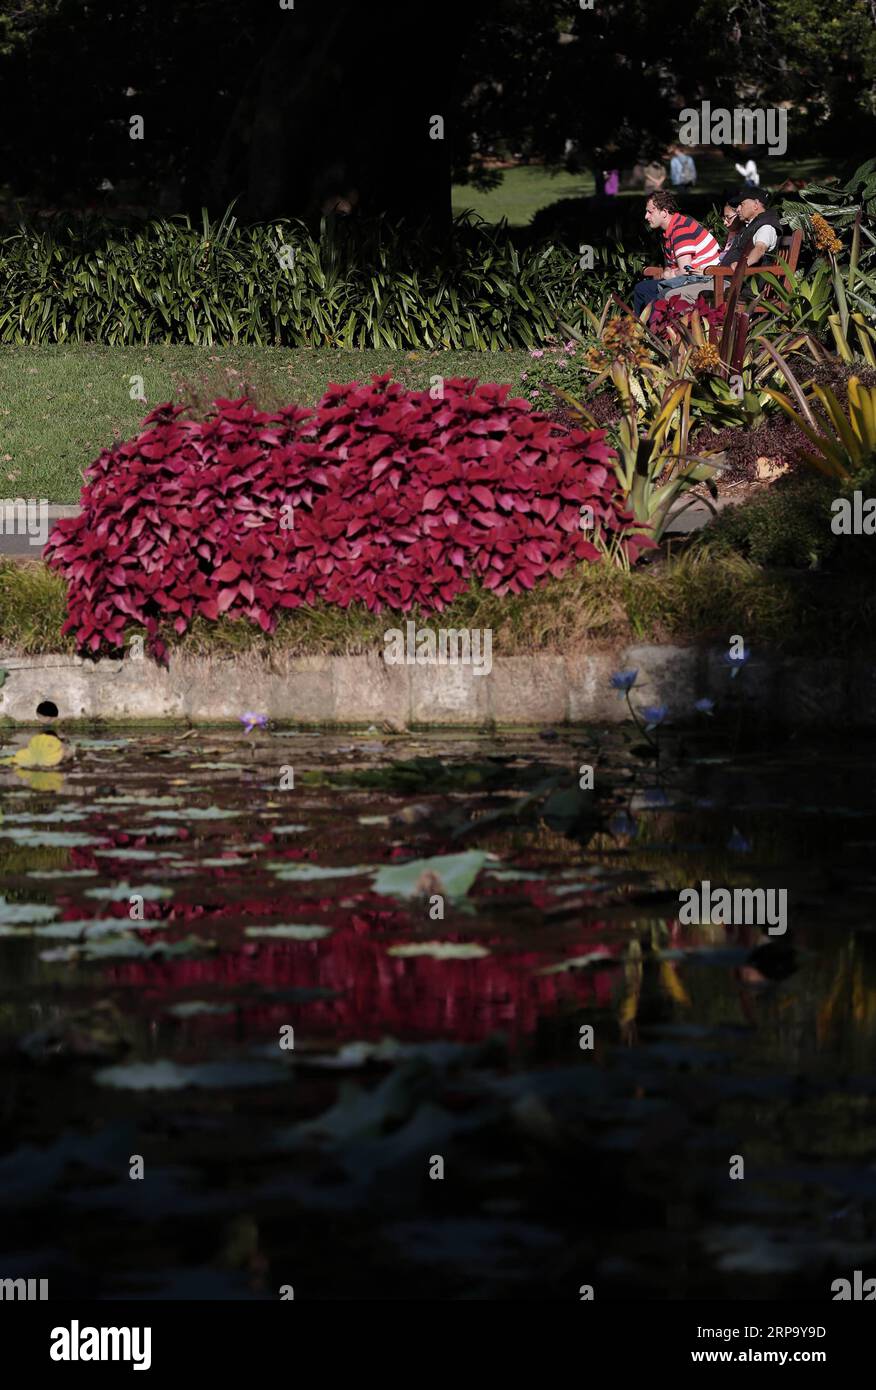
240, 712, 268, 734
722, 646, 750, 679
610, 669, 639, 693
641, 704, 668, 728
694, 698, 715, 715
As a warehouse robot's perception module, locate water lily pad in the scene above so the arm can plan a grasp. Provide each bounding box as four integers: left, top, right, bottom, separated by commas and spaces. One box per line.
0, 829, 106, 847
200, 856, 249, 868
76, 933, 213, 960
143, 808, 239, 821
272, 825, 309, 834
387, 941, 489, 959
4, 734, 66, 769
189, 761, 247, 771
76, 739, 132, 750
95, 795, 181, 807
85, 882, 173, 901
373, 851, 489, 900
268, 863, 372, 881
164, 1002, 235, 1019
484, 869, 544, 882
244, 924, 332, 940
27, 869, 98, 879
93, 849, 180, 862
5, 810, 88, 824
537, 951, 616, 975
0, 896, 59, 925
94, 1058, 286, 1090
33, 919, 134, 939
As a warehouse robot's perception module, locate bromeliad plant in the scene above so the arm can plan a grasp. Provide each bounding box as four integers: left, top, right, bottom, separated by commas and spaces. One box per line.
759, 341, 876, 481
557, 357, 725, 544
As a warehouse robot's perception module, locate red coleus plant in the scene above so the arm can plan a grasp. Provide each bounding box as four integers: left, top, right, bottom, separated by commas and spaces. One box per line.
46, 376, 653, 662
646, 294, 727, 341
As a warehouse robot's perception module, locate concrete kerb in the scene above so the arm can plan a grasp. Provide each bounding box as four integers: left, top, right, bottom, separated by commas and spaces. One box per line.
0, 646, 871, 728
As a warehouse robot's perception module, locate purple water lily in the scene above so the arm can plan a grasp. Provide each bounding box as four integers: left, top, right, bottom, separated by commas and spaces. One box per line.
641, 705, 668, 729
610, 669, 639, 693
722, 645, 750, 680
240, 712, 268, 734
694, 698, 715, 715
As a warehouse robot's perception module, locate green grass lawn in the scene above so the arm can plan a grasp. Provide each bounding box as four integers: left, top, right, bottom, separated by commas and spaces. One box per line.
0, 346, 531, 503
452, 166, 596, 225
452, 155, 835, 225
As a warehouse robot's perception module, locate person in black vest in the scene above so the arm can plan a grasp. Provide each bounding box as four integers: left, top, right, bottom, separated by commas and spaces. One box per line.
717, 195, 745, 266
726, 189, 784, 272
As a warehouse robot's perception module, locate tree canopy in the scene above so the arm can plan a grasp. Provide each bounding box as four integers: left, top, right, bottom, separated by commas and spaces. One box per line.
1, 0, 874, 221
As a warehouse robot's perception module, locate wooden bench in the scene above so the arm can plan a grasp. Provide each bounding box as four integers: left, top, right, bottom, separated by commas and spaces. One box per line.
706, 228, 802, 307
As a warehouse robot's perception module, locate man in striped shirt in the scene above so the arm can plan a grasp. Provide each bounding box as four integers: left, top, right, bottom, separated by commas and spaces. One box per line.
632, 190, 722, 315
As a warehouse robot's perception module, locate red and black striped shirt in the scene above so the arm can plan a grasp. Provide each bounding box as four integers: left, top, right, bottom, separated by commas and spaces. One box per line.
663, 213, 721, 272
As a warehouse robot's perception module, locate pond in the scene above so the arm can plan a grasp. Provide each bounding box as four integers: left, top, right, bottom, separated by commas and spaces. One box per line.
1, 724, 875, 1300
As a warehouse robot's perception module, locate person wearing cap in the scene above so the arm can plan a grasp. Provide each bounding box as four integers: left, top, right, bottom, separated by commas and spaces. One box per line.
725, 188, 783, 271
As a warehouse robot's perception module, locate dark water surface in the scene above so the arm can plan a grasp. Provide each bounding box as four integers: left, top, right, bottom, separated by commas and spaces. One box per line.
1, 725, 875, 1300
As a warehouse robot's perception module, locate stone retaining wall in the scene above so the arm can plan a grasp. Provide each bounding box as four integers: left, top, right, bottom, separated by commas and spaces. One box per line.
0, 646, 871, 727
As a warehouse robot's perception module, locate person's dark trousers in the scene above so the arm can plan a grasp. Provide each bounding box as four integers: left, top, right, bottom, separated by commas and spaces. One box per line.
632, 278, 664, 315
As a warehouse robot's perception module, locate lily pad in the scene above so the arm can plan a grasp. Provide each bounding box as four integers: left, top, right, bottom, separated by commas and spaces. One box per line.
95, 795, 181, 807
33, 919, 135, 939
27, 869, 98, 879
0, 896, 59, 926
85, 882, 173, 901
245, 924, 332, 940
537, 951, 616, 976
373, 851, 489, 901
164, 1002, 235, 1019
268, 863, 372, 881
94, 1058, 286, 1090
76, 739, 132, 750
0, 829, 106, 847
93, 849, 180, 862
387, 941, 489, 960
143, 808, 239, 822
4, 734, 66, 769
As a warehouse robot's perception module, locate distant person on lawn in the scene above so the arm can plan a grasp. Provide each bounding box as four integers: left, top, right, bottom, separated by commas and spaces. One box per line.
670, 146, 697, 190
632, 190, 722, 315
734, 154, 759, 188
643, 159, 667, 191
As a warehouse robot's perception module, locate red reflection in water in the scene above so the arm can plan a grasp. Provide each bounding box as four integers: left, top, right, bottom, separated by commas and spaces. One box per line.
102, 921, 623, 1043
